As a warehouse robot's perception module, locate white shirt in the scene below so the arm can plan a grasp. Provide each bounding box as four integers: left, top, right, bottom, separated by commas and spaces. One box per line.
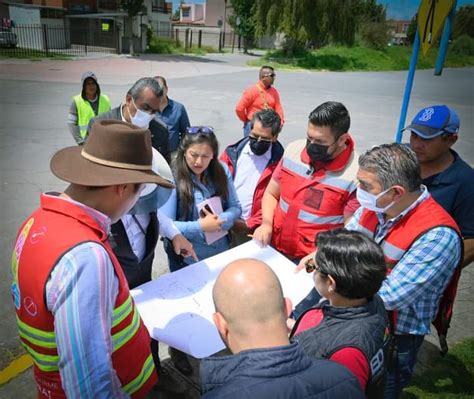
233, 142, 272, 220
121, 210, 180, 261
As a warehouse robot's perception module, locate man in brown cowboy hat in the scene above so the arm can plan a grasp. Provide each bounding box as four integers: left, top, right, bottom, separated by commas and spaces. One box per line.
11, 120, 172, 398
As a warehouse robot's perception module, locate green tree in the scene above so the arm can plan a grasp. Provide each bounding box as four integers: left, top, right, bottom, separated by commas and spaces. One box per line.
453, 5, 474, 39
229, 0, 256, 53
406, 15, 417, 45
121, 0, 145, 54
254, 0, 382, 55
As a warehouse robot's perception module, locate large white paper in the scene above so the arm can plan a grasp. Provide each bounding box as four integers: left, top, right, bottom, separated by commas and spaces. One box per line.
131, 240, 314, 358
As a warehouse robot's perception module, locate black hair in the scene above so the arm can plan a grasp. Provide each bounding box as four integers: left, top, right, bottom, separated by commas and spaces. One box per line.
308, 101, 350, 139
173, 131, 228, 220
315, 228, 386, 299
250, 109, 282, 136
81, 77, 100, 100
259, 65, 275, 78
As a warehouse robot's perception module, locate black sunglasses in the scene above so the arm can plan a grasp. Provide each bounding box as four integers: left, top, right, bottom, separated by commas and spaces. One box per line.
186, 126, 214, 135
263, 73, 276, 78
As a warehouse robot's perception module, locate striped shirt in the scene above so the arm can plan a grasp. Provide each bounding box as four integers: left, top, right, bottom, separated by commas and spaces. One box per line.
45, 194, 129, 398
346, 188, 461, 335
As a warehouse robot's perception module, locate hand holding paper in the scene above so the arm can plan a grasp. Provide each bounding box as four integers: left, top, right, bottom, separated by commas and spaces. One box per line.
197, 196, 228, 244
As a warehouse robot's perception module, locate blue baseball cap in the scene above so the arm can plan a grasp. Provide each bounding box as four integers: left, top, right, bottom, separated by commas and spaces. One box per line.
403, 105, 460, 139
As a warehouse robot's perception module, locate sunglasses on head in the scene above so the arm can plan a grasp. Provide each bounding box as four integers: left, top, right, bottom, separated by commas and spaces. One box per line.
186, 126, 214, 135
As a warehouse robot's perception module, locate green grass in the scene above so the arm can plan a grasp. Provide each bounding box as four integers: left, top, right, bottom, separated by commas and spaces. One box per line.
248, 45, 474, 72
402, 338, 474, 398
0, 48, 71, 60
146, 36, 218, 56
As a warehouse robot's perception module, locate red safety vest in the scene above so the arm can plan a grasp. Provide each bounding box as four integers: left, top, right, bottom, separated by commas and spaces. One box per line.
11, 194, 157, 398
272, 137, 358, 260
354, 196, 462, 351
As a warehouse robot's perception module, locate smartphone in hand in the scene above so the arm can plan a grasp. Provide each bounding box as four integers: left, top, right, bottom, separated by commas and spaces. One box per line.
199, 204, 214, 218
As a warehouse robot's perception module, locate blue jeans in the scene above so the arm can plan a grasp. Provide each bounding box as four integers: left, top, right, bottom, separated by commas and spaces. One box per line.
384, 334, 425, 399
243, 121, 251, 137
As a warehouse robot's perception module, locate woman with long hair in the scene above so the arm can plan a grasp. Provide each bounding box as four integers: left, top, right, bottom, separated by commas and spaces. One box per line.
164, 126, 241, 271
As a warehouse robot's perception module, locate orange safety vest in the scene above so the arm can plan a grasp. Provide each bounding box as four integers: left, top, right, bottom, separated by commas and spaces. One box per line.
272, 137, 358, 260
11, 194, 157, 398
354, 196, 463, 351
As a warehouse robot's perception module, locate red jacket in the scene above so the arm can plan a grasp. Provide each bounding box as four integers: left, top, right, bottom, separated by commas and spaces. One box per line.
272, 137, 358, 260
235, 81, 285, 124
11, 194, 157, 398
220, 137, 284, 231
353, 196, 462, 350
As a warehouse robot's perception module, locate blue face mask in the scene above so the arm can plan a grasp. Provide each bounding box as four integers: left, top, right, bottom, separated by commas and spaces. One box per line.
356, 186, 395, 214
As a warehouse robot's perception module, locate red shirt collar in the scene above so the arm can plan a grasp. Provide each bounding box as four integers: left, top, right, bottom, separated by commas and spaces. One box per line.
301, 135, 355, 172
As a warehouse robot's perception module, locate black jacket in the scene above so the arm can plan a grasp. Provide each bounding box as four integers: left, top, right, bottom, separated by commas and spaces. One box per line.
200, 342, 364, 399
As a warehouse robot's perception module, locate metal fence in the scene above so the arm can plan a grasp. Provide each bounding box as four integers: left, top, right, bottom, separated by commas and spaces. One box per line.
150, 28, 242, 53
0, 25, 119, 58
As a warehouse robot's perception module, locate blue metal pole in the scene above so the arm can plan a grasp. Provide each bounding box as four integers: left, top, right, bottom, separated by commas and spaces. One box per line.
396, 30, 420, 143
434, 0, 457, 76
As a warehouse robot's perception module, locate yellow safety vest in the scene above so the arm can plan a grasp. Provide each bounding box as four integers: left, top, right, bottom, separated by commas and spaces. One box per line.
74, 94, 111, 138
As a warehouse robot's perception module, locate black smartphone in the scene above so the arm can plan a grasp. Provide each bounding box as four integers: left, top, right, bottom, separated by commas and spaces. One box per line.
199, 204, 214, 218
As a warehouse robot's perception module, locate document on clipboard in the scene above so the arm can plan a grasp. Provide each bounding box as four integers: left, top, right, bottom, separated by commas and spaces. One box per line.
197, 196, 228, 245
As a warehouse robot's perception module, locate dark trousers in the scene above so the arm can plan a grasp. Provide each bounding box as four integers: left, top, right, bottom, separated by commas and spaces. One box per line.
384, 334, 424, 399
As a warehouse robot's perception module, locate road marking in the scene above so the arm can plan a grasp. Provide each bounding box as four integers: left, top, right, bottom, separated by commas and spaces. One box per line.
0, 354, 33, 385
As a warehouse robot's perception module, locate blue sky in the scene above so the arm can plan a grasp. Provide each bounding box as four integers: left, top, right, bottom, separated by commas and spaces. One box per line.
378, 0, 473, 20
172, 0, 473, 20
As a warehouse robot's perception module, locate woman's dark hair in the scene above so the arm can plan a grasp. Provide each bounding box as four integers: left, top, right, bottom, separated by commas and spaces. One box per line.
173, 131, 228, 219
315, 228, 386, 299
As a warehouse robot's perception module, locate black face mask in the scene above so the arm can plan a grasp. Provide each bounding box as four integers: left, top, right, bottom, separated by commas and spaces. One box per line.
249, 137, 272, 156
306, 139, 333, 163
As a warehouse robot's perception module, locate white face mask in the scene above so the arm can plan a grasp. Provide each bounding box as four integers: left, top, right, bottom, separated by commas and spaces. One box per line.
356, 186, 395, 214
130, 97, 155, 128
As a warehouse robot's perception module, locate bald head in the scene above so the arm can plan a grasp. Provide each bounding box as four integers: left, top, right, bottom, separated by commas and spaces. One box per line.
213, 259, 286, 337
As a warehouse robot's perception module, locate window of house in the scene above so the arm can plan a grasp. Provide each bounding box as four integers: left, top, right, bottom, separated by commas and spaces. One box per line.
182, 8, 190, 18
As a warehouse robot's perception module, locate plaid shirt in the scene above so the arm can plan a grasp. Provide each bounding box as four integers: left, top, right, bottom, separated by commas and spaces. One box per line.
346, 187, 462, 335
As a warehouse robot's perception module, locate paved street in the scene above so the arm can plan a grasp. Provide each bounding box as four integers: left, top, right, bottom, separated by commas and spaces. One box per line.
0, 53, 473, 396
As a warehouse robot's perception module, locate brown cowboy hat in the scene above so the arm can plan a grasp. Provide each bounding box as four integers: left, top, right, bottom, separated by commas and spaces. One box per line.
50, 119, 174, 188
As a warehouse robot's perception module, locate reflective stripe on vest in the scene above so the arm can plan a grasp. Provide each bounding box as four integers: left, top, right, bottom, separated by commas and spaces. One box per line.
112, 306, 141, 351
22, 341, 59, 372
74, 94, 111, 138
19, 292, 139, 370
123, 353, 155, 395
282, 157, 357, 192
381, 240, 406, 263
17, 315, 56, 348
279, 198, 345, 225
112, 295, 133, 328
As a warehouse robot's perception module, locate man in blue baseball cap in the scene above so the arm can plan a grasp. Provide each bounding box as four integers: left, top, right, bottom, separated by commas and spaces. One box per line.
404, 105, 473, 269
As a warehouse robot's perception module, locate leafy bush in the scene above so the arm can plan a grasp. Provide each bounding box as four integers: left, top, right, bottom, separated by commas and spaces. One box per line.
146, 36, 217, 55
361, 22, 390, 50
450, 34, 474, 56
147, 36, 180, 54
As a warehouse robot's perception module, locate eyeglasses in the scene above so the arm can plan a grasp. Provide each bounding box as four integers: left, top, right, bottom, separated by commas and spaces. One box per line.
249, 133, 273, 143
186, 126, 215, 135
263, 73, 276, 78
304, 258, 328, 276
